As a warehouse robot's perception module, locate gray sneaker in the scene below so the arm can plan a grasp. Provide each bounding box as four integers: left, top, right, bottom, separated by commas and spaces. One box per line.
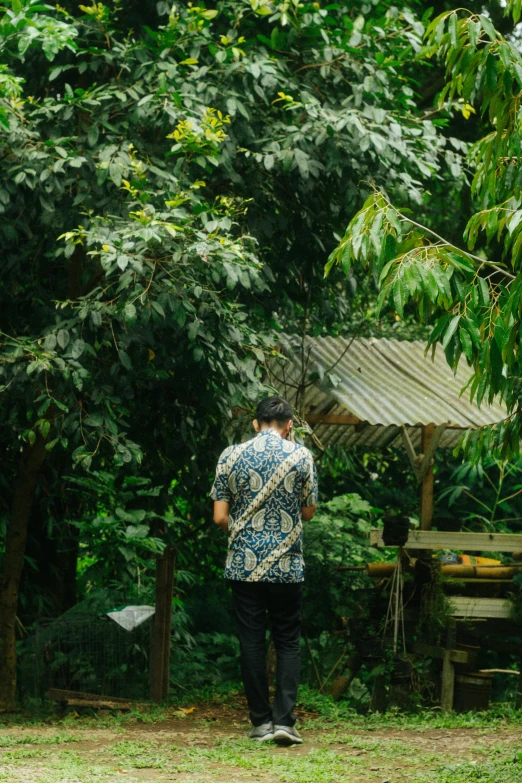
273, 725, 303, 745
248, 722, 274, 742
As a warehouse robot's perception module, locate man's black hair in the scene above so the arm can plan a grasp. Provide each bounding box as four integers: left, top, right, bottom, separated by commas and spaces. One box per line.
255, 396, 293, 424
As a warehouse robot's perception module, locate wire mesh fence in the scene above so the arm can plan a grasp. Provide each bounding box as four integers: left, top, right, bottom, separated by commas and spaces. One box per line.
18, 612, 153, 703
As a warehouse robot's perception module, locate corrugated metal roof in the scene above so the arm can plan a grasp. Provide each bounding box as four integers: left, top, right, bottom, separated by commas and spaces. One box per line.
271, 336, 507, 451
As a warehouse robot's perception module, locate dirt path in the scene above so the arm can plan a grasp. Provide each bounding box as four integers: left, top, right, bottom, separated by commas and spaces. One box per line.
1, 702, 521, 783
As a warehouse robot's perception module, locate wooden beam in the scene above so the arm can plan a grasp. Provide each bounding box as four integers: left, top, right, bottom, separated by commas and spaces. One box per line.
48, 688, 131, 704
162, 547, 176, 702
417, 423, 447, 483
56, 698, 132, 710
151, 552, 170, 703
446, 578, 513, 583
305, 413, 360, 425
370, 529, 522, 552
450, 597, 511, 619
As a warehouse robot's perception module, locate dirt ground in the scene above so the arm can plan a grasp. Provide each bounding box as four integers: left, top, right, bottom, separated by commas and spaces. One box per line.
1, 697, 521, 783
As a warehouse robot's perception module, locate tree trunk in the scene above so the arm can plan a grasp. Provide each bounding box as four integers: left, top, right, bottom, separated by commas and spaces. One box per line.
0, 435, 47, 710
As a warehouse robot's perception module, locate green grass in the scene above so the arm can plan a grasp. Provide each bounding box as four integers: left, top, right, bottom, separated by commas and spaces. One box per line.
414, 755, 522, 783
0, 721, 521, 783
1, 687, 522, 782
0, 733, 81, 747
297, 684, 522, 729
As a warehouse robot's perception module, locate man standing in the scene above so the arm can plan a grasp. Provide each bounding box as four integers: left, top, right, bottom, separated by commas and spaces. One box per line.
211, 396, 318, 745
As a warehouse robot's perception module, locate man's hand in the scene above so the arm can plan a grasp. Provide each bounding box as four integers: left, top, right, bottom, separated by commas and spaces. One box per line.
301, 505, 317, 521
213, 500, 229, 532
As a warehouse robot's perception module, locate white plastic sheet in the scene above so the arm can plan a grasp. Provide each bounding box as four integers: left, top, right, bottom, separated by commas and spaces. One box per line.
106, 605, 155, 631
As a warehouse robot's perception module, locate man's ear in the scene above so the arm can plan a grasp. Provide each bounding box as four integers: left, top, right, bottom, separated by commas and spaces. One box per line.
253, 419, 260, 433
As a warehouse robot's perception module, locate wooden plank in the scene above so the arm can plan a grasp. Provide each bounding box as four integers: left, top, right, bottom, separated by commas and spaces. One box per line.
412, 643, 469, 664
305, 413, 360, 425
445, 578, 513, 583
370, 529, 522, 552
48, 688, 131, 704
450, 597, 512, 619
61, 698, 131, 710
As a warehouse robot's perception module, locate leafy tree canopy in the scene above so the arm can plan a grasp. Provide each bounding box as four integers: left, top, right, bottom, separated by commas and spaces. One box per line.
328, 2, 522, 460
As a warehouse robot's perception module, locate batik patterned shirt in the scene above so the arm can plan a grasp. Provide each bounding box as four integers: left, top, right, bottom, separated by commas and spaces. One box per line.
210, 430, 318, 583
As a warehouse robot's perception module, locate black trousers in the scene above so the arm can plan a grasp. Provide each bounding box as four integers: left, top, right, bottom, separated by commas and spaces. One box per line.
230, 580, 302, 727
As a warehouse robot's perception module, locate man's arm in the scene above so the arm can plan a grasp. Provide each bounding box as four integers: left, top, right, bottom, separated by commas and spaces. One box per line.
213, 500, 229, 532
301, 504, 317, 521
210, 447, 232, 530
301, 450, 319, 521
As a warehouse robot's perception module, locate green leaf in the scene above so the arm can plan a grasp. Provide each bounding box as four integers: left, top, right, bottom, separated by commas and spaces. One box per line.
84, 414, 103, 427
485, 54, 497, 92
71, 339, 85, 359
393, 279, 406, 317
124, 303, 137, 320
87, 126, 99, 147
57, 329, 70, 349
442, 315, 461, 349
479, 14, 498, 42
109, 162, 122, 188
45, 438, 60, 452
468, 20, 480, 49
459, 326, 473, 362
125, 524, 149, 539
119, 350, 132, 370
39, 193, 54, 212
428, 313, 451, 344
43, 333, 57, 351
478, 277, 490, 305
448, 13, 458, 48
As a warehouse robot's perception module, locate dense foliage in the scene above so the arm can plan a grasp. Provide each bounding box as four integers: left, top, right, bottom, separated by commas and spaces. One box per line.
1, 0, 521, 711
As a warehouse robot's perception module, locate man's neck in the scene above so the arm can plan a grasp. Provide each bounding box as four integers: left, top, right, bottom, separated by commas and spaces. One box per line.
259, 426, 283, 437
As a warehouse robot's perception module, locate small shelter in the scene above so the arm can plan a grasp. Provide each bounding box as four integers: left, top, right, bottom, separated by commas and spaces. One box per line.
273, 336, 522, 711
273, 335, 507, 528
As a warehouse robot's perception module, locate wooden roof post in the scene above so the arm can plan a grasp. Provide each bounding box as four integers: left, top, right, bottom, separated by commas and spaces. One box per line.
420, 424, 435, 530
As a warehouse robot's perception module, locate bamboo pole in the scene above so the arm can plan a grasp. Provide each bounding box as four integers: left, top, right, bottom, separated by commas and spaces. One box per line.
420, 424, 435, 530
366, 562, 522, 579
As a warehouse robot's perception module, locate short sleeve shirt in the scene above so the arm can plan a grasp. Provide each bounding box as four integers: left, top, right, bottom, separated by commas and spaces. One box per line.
210, 430, 318, 583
